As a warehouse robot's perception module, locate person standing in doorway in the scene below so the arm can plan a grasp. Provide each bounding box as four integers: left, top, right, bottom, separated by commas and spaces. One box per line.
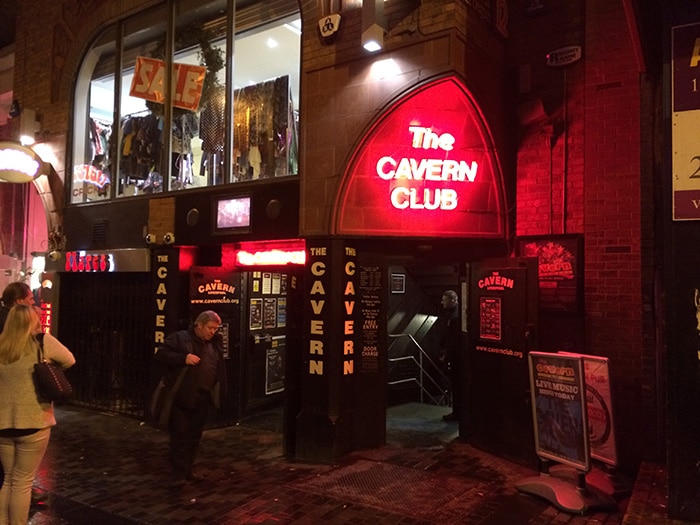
154, 310, 227, 484
0, 282, 35, 333
0, 304, 75, 525
439, 290, 462, 422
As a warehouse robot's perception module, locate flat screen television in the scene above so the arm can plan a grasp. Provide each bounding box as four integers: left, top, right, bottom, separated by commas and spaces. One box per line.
212, 194, 251, 235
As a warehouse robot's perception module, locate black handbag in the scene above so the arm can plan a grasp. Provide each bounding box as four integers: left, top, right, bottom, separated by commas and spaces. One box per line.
33, 333, 73, 403
147, 366, 188, 430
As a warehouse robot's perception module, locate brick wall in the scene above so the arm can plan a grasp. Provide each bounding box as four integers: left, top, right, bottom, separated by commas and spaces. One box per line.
299, 0, 504, 235
12, 0, 660, 471
12, 0, 161, 182
511, 0, 658, 469
583, 0, 656, 469
510, 1, 585, 237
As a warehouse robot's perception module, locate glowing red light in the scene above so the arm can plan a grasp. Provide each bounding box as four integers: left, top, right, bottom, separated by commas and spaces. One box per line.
236, 249, 306, 266
335, 76, 506, 238
234, 239, 307, 267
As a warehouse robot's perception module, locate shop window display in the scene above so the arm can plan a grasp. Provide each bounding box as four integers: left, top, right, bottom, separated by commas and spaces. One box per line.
71, 0, 300, 204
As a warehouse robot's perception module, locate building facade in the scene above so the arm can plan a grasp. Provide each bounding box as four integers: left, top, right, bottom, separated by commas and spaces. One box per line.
9, 0, 700, 519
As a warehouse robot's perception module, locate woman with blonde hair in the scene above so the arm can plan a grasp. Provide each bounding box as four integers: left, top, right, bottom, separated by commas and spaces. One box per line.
0, 304, 75, 525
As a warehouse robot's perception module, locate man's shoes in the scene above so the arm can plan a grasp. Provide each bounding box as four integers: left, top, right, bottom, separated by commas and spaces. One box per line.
185, 471, 205, 482
442, 412, 458, 421
31, 487, 48, 506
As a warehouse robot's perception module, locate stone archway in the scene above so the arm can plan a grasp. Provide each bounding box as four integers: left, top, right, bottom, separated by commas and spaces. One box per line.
0, 141, 65, 256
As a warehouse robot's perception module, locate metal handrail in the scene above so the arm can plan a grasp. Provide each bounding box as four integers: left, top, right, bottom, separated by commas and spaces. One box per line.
388, 333, 452, 406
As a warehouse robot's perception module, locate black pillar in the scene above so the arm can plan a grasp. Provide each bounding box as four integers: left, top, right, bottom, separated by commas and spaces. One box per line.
295, 238, 359, 462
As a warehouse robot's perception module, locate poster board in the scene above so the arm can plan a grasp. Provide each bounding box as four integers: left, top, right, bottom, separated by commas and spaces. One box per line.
528, 352, 590, 471
672, 22, 700, 220
559, 352, 618, 466
516, 235, 583, 314
265, 335, 286, 394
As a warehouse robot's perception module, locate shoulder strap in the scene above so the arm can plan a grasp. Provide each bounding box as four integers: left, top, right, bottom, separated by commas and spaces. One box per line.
173, 365, 188, 389
36, 333, 46, 363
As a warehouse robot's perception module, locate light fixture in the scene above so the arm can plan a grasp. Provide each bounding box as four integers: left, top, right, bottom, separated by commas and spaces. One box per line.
19, 108, 40, 146
361, 0, 386, 53
9, 99, 20, 118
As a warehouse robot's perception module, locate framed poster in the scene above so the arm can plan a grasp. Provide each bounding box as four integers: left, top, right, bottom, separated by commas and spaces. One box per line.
516, 234, 583, 314
528, 351, 590, 471
249, 298, 262, 330
277, 297, 287, 328
479, 296, 502, 340
265, 336, 286, 394
390, 273, 405, 293
263, 298, 277, 329
272, 273, 281, 294
262, 272, 272, 294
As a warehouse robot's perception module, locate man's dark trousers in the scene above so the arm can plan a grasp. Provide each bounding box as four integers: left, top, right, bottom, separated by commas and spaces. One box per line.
168, 393, 210, 478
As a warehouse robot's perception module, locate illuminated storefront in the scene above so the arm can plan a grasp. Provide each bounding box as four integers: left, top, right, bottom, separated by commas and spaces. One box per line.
11, 0, 662, 493
57, 0, 303, 421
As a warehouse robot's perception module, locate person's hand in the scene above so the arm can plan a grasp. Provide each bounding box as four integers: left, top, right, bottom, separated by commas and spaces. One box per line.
185, 353, 200, 366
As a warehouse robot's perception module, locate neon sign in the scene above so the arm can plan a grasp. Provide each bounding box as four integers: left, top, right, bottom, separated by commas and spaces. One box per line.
478, 271, 515, 290
39, 302, 52, 333
236, 249, 306, 266
335, 76, 506, 238
73, 164, 110, 188
65, 251, 114, 272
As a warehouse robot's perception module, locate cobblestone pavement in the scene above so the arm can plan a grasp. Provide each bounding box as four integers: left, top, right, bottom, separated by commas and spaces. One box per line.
13, 403, 684, 524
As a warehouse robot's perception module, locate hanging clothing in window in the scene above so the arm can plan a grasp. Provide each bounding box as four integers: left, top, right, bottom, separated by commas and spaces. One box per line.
120, 112, 161, 182
199, 86, 225, 184
172, 112, 199, 187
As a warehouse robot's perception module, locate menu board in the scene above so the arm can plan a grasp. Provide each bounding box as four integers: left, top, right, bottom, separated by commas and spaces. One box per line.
359, 266, 382, 372
479, 297, 502, 340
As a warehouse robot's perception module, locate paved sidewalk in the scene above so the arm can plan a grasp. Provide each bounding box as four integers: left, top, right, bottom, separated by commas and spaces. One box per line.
15, 403, 680, 524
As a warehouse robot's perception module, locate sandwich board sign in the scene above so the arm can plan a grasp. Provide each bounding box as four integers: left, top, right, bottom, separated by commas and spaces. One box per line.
528, 351, 590, 471
559, 352, 618, 467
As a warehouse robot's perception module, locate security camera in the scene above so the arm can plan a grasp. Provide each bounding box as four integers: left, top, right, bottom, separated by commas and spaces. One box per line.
163, 232, 175, 245
145, 233, 156, 244
48, 250, 60, 262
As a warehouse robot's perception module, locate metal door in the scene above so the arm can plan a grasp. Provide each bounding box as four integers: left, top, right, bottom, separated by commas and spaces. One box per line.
58, 272, 152, 417
466, 257, 538, 467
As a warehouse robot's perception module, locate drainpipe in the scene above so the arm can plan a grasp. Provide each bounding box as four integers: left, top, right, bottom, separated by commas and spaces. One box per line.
562, 69, 568, 235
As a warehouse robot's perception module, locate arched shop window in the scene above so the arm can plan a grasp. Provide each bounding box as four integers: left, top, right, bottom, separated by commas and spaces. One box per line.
71, 0, 300, 204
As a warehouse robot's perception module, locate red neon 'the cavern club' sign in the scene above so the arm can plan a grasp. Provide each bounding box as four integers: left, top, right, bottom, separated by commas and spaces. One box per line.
334, 76, 506, 238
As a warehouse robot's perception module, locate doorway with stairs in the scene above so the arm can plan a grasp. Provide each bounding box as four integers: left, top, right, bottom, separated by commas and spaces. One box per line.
387, 262, 461, 444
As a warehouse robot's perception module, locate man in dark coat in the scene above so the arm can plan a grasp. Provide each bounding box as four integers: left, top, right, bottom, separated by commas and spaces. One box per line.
439, 290, 462, 422
154, 310, 227, 483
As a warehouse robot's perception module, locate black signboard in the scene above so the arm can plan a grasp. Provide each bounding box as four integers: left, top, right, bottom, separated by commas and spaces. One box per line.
359, 266, 382, 373
673, 22, 700, 112
516, 235, 583, 314
528, 351, 589, 471
266, 336, 285, 394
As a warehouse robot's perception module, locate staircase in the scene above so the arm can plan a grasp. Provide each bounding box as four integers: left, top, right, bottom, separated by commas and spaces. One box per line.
387, 263, 458, 406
